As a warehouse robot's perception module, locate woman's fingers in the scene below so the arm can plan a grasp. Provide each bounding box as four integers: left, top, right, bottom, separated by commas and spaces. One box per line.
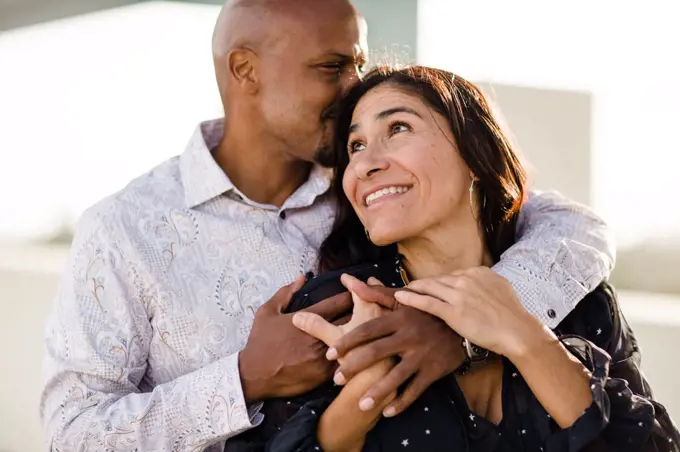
407, 278, 460, 303
394, 290, 452, 323
292, 312, 342, 346
366, 276, 385, 287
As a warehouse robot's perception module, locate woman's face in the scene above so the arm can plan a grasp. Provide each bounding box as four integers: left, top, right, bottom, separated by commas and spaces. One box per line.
342, 83, 475, 246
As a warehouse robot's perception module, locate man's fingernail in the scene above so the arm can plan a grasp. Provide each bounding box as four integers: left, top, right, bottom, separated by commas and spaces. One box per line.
326, 347, 338, 360
359, 397, 375, 411
333, 372, 346, 386
383, 406, 396, 417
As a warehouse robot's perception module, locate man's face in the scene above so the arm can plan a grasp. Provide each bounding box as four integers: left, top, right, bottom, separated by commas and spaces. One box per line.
255, 6, 367, 162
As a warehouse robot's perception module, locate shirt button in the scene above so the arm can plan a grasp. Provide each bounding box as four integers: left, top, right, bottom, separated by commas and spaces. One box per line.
279, 211, 286, 220
547, 309, 556, 319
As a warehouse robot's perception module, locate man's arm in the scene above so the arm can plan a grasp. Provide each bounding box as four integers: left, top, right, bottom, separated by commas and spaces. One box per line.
40, 209, 258, 451
493, 190, 616, 328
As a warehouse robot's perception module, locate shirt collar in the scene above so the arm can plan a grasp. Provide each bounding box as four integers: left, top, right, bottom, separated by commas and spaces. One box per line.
180, 118, 235, 208
180, 118, 332, 209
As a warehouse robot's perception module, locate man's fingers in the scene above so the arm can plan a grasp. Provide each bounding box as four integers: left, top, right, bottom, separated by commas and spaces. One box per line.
335, 335, 398, 382
381, 371, 432, 417
304, 291, 352, 320
292, 312, 341, 346
357, 360, 413, 412
263, 274, 306, 314
331, 316, 395, 358
342, 274, 397, 310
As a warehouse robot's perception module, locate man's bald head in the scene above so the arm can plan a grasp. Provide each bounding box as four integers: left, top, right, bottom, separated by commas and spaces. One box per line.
211, 0, 368, 163
212, 0, 363, 94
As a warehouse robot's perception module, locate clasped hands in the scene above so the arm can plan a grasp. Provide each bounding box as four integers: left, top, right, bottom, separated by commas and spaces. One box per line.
290, 266, 542, 417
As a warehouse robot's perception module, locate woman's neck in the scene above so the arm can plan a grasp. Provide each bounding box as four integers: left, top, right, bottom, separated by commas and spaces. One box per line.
398, 220, 493, 280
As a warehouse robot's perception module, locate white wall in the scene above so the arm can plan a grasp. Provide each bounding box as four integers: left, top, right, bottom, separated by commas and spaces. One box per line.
477, 82, 592, 206
0, 2, 223, 240
418, 0, 680, 246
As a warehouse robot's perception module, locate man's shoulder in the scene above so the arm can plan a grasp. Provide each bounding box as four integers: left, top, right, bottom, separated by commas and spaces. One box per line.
75, 156, 185, 242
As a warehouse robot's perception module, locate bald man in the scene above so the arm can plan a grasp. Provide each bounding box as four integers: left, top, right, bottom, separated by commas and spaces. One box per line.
40, 0, 614, 450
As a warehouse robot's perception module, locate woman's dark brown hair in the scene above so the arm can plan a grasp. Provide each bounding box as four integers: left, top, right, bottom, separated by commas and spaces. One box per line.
317, 65, 527, 272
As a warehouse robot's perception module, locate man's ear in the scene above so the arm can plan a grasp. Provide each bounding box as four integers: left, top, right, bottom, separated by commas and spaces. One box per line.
228, 48, 259, 93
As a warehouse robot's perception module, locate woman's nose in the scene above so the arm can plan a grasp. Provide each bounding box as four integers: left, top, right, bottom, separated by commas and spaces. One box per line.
354, 146, 389, 180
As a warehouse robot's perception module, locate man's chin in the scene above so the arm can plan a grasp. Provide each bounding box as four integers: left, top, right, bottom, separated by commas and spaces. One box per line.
314, 144, 335, 167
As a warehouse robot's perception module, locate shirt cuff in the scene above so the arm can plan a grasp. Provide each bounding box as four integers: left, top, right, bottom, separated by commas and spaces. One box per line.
493, 259, 587, 329
211, 352, 262, 436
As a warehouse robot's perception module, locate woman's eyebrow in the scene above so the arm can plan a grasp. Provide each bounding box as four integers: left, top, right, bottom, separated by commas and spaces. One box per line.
349, 106, 422, 133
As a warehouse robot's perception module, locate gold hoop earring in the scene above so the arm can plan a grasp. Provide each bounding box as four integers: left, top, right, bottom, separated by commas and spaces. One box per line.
469, 179, 478, 221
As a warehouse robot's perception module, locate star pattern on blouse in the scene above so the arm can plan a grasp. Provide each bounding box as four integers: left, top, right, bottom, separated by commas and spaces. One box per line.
401, 439, 409, 447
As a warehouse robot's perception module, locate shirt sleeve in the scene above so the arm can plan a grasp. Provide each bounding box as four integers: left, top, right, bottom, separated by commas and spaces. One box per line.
40, 208, 260, 451
543, 336, 680, 452
492, 190, 616, 328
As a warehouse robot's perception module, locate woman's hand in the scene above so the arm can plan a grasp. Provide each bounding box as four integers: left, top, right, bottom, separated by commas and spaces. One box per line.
293, 278, 393, 452
394, 266, 549, 359
292, 277, 385, 358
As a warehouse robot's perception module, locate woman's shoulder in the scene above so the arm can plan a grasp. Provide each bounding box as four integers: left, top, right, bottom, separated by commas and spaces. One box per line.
554, 282, 637, 360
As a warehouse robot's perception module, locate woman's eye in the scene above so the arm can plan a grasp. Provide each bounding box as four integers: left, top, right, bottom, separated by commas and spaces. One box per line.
390, 122, 411, 135
348, 141, 366, 154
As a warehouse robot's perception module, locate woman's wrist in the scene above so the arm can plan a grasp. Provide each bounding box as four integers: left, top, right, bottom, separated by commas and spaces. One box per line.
502, 316, 558, 363
318, 358, 396, 451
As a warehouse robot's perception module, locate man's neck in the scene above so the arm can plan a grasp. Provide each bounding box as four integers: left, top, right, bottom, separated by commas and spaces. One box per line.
214, 124, 312, 208
398, 219, 493, 280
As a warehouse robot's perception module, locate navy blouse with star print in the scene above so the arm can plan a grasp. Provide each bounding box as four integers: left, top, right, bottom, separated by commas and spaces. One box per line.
226, 257, 680, 452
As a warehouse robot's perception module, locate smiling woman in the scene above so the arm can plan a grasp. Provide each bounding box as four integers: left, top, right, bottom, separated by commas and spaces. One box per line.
319, 66, 525, 274
263, 66, 680, 452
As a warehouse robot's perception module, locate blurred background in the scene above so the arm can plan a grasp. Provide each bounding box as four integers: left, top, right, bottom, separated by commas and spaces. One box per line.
0, 0, 678, 450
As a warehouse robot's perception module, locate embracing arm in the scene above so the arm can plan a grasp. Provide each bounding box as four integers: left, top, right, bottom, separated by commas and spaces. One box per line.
493, 190, 616, 327
40, 209, 258, 451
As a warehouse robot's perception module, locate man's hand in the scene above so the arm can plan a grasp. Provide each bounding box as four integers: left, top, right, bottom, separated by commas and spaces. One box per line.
327, 275, 466, 417
239, 275, 352, 402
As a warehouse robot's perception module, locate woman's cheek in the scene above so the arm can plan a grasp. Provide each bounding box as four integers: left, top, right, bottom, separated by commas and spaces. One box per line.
342, 168, 359, 208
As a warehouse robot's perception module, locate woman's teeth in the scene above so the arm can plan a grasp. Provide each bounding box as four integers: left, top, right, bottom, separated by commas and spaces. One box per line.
365, 186, 410, 206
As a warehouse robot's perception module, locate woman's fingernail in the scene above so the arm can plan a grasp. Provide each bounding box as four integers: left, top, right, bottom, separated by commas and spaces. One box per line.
393, 291, 406, 301
333, 372, 346, 386
359, 397, 375, 411
326, 347, 338, 360
291, 313, 304, 328
383, 406, 397, 417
